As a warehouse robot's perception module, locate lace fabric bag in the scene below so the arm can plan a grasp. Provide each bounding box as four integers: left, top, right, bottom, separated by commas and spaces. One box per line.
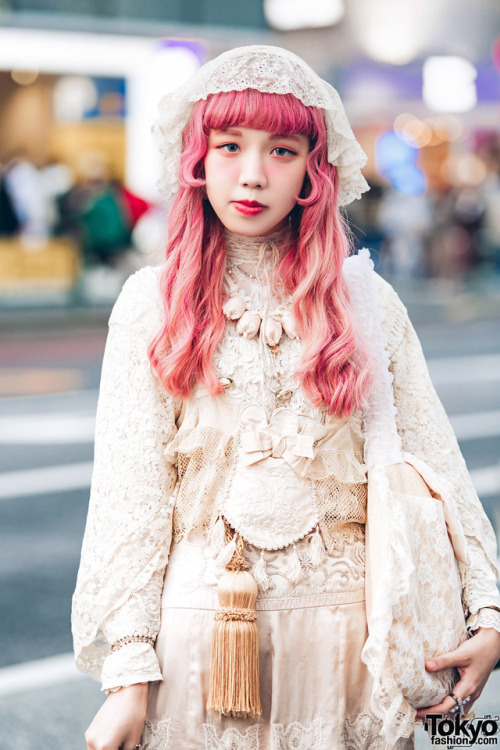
364, 458, 468, 710
344, 250, 470, 744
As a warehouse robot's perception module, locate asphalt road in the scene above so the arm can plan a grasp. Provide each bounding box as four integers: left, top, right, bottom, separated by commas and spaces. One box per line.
0, 297, 499, 749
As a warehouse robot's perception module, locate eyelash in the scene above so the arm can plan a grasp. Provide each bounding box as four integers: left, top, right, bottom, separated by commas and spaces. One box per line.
216, 143, 296, 157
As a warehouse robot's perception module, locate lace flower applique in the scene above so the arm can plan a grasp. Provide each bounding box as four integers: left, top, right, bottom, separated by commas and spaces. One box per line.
202, 723, 260, 749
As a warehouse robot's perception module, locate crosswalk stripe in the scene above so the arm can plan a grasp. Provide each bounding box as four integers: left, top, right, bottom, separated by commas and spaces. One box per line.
0, 413, 96, 444
428, 354, 500, 385
469, 465, 500, 497
0, 462, 93, 499
0, 653, 86, 697
450, 410, 500, 440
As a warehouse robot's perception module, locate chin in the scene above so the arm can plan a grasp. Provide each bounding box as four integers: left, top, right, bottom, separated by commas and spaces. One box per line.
224, 218, 285, 237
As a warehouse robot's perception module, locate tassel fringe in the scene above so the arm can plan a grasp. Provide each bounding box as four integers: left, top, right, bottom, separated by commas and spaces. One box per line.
209, 516, 227, 556
252, 551, 271, 592
207, 518, 262, 720
287, 545, 302, 584
309, 527, 326, 566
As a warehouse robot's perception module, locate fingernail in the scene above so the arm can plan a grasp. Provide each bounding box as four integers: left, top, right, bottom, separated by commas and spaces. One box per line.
427, 660, 437, 669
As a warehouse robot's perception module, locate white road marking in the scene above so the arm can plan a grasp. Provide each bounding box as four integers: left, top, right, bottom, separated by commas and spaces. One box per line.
0, 388, 98, 404
0, 413, 96, 443
449, 410, 500, 440
469, 465, 500, 497
0, 653, 86, 697
0, 462, 93, 500
427, 354, 500, 385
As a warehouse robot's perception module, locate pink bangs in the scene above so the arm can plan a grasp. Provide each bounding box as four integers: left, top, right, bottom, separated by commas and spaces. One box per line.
201, 88, 320, 140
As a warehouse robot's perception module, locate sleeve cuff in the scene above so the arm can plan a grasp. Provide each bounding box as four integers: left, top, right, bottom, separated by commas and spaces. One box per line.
467, 607, 500, 635
101, 641, 163, 692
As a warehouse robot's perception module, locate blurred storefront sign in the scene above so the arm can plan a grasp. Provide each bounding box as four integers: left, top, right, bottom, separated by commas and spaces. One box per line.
0, 236, 79, 295
264, 0, 345, 31
0, 0, 267, 29
0, 29, 206, 200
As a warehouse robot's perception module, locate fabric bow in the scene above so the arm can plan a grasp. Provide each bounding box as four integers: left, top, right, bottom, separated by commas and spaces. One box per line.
239, 405, 326, 477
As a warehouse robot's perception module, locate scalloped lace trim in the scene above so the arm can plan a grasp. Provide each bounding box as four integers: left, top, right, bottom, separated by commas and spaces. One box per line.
344, 708, 414, 749
272, 717, 323, 749
467, 607, 500, 634
141, 718, 172, 749
202, 723, 260, 749
343, 250, 402, 468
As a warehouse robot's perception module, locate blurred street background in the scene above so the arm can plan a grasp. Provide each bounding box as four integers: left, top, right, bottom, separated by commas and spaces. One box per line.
0, 1, 499, 748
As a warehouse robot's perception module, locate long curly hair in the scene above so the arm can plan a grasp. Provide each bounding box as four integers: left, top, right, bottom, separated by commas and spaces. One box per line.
148, 88, 372, 416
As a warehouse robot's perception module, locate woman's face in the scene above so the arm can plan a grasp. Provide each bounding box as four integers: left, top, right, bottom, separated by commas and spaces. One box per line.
204, 126, 309, 236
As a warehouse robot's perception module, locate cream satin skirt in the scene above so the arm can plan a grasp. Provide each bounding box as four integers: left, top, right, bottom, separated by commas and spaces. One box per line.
141, 538, 414, 750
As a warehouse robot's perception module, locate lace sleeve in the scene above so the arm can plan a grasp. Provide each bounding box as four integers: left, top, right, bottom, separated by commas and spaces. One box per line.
467, 607, 500, 635
72, 267, 180, 689
387, 313, 500, 621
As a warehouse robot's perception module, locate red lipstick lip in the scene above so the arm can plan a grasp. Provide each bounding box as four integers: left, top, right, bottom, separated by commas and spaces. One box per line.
234, 200, 265, 207
233, 200, 266, 216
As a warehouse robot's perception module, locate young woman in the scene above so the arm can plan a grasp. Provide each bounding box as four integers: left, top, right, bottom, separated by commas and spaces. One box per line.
73, 46, 500, 750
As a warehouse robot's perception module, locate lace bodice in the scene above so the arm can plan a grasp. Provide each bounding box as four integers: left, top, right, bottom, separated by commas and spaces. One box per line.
72, 248, 500, 712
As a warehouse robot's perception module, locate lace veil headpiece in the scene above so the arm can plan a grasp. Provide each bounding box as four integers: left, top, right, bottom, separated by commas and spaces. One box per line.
152, 45, 370, 207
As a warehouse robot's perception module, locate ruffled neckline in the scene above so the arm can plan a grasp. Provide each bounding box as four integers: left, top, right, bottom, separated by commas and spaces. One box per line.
224, 226, 290, 280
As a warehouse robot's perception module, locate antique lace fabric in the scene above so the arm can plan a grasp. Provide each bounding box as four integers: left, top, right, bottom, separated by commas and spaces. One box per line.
72, 236, 500, 750
152, 45, 370, 207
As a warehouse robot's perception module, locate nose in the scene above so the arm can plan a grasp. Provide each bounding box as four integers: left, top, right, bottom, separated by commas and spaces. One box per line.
238, 149, 268, 190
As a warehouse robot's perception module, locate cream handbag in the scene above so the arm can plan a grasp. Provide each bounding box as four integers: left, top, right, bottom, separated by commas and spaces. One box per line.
364, 457, 469, 709
344, 250, 470, 744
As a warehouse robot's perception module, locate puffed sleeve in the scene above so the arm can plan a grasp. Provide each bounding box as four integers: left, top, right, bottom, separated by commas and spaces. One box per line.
71, 266, 181, 691
373, 273, 500, 630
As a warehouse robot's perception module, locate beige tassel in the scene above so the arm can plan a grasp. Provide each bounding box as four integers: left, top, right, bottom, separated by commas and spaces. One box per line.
287, 544, 302, 584
207, 520, 262, 719
252, 550, 271, 592
309, 527, 326, 566
209, 516, 227, 556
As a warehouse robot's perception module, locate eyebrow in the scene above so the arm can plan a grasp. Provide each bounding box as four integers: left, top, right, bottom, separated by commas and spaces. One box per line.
212, 128, 304, 142
269, 134, 304, 142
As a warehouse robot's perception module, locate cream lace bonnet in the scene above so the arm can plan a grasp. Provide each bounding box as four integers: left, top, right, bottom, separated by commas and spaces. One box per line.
152, 45, 370, 207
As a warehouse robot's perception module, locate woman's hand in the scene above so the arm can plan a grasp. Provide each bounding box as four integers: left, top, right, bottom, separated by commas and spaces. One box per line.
85, 683, 149, 750
415, 628, 500, 720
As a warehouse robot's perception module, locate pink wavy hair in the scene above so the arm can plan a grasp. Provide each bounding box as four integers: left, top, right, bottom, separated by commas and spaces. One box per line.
148, 88, 373, 416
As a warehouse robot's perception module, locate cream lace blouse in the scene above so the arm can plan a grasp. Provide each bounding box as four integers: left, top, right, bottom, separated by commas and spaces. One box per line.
71, 237, 500, 699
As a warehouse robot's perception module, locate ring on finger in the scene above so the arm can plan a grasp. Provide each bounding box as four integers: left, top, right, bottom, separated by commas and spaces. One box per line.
449, 694, 472, 716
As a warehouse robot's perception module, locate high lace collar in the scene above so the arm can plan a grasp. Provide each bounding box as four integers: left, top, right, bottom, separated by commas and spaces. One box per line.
224, 226, 290, 279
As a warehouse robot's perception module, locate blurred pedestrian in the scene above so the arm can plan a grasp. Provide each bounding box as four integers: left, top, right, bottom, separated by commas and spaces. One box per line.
57, 152, 133, 267
0, 163, 20, 236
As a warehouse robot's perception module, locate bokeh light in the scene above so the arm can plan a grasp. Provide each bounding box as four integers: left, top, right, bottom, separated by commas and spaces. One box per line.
11, 70, 39, 86
351, 0, 439, 65
442, 152, 488, 187
53, 76, 98, 121
264, 0, 345, 30
376, 130, 426, 195
423, 56, 478, 112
